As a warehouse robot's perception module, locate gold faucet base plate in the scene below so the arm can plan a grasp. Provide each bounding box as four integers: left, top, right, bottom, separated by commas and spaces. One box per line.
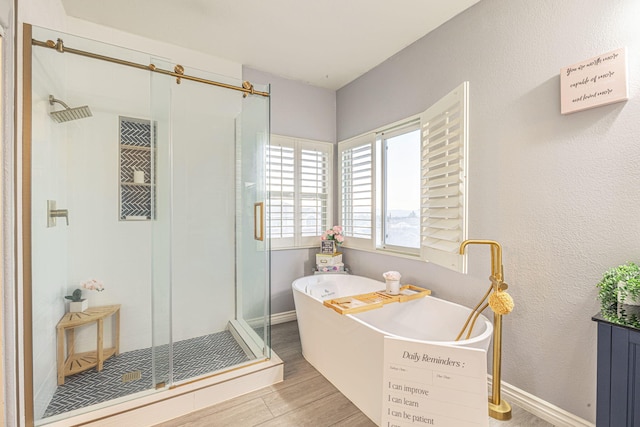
489, 398, 512, 421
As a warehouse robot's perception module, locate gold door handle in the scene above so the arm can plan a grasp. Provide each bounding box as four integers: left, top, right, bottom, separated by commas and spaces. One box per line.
254, 202, 264, 241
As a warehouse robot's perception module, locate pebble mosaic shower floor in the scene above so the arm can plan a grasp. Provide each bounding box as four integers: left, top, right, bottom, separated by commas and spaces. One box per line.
43, 330, 251, 418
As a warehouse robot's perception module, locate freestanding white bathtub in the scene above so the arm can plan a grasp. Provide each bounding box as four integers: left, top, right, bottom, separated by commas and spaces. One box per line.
292, 274, 493, 426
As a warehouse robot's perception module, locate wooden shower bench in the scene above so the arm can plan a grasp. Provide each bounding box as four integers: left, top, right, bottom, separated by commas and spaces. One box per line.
56, 304, 121, 385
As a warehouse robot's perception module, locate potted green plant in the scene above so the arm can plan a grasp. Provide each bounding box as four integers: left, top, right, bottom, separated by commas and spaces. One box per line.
65, 288, 88, 312
597, 262, 640, 315
64, 279, 105, 312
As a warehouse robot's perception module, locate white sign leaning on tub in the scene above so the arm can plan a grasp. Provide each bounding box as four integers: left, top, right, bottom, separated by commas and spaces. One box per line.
382, 336, 489, 427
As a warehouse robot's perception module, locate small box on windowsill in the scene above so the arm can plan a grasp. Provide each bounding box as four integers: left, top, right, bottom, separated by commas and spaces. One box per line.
314, 265, 350, 275
316, 263, 345, 273
316, 252, 342, 266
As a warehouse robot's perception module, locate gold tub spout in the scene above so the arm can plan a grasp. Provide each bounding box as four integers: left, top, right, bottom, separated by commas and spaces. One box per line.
459, 239, 503, 285
459, 239, 512, 421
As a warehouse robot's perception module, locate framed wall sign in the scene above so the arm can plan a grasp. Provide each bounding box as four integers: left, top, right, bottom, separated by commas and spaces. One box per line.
560, 47, 628, 114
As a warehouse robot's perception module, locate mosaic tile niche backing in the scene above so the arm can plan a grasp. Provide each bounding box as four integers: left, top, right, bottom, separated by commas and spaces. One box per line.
119, 117, 155, 220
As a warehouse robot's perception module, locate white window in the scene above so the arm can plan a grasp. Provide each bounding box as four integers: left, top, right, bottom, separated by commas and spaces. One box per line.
376, 122, 421, 254
338, 82, 468, 271
267, 135, 333, 249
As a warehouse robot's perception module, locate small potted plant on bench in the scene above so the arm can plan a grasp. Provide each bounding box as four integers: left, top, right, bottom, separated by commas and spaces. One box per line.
65, 288, 88, 312
65, 279, 105, 312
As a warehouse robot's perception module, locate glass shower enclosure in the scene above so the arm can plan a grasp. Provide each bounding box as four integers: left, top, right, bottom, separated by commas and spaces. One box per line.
25, 25, 271, 424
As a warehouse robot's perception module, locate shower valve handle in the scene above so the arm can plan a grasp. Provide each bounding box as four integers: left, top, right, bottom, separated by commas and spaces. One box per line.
47, 200, 69, 227
50, 209, 69, 225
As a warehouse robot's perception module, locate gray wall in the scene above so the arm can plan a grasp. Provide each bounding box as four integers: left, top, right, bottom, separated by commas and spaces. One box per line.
336, 0, 640, 422
243, 67, 337, 314
244, 67, 336, 142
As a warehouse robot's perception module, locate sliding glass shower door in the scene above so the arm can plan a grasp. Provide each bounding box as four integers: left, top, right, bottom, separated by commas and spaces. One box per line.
234, 83, 271, 359
27, 24, 271, 425
151, 60, 272, 383
29, 26, 163, 423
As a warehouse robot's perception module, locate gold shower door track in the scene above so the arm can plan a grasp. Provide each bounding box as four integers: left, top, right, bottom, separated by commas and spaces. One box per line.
31, 37, 270, 98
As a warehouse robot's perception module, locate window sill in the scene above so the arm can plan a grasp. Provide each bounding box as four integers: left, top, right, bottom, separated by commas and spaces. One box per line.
378, 246, 420, 258
271, 245, 321, 251
341, 244, 423, 262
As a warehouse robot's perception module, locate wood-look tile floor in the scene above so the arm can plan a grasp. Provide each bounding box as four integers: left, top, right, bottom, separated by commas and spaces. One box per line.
155, 321, 554, 427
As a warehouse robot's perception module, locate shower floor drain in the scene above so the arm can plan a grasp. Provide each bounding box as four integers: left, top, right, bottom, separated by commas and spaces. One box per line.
122, 371, 142, 383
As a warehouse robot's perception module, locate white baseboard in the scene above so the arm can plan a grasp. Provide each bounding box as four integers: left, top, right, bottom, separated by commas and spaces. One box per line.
489, 377, 595, 427
243, 311, 297, 329
271, 310, 297, 325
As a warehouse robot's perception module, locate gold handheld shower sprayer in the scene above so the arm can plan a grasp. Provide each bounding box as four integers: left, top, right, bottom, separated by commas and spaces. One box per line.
459, 239, 513, 421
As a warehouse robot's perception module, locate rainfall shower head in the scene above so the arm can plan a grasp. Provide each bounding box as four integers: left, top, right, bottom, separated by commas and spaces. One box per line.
48, 95, 92, 123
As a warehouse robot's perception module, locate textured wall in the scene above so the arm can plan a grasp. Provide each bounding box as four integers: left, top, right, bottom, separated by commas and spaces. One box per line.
336, 0, 640, 422
243, 67, 336, 143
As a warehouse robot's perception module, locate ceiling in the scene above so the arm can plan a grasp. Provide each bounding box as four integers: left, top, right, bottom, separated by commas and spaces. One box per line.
60, 0, 481, 90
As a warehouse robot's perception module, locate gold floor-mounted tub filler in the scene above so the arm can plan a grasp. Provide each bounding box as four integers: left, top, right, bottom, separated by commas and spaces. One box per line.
459, 239, 514, 421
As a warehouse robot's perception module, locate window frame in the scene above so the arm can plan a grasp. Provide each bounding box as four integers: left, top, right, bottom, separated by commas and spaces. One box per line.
338, 82, 469, 272
376, 120, 422, 255
267, 135, 333, 250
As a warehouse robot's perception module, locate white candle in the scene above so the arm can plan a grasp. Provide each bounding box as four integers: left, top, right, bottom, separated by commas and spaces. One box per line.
133, 170, 144, 184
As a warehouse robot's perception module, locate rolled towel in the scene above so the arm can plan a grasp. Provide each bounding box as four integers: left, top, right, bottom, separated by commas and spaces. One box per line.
382, 271, 401, 281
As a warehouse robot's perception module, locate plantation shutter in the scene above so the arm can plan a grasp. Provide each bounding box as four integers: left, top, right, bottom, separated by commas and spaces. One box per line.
298, 141, 332, 246
267, 136, 296, 247
267, 135, 332, 249
339, 133, 375, 250
420, 82, 469, 272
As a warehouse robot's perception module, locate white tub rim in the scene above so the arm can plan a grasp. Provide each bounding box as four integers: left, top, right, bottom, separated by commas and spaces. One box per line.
292, 274, 493, 348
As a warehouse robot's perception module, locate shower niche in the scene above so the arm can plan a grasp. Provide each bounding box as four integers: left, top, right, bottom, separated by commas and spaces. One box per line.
119, 116, 155, 220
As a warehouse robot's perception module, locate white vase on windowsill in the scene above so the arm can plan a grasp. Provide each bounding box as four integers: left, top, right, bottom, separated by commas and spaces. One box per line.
69, 299, 88, 313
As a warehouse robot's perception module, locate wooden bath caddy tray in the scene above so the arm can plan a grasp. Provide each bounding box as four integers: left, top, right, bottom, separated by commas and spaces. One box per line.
323, 285, 431, 315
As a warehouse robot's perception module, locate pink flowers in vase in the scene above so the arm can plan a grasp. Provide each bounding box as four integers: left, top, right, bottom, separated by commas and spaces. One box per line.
81, 278, 105, 292
321, 225, 345, 245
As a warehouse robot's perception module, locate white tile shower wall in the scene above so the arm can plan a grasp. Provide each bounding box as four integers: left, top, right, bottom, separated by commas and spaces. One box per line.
65, 45, 153, 355
67, 112, 152, 354
31, 55, 69, 419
